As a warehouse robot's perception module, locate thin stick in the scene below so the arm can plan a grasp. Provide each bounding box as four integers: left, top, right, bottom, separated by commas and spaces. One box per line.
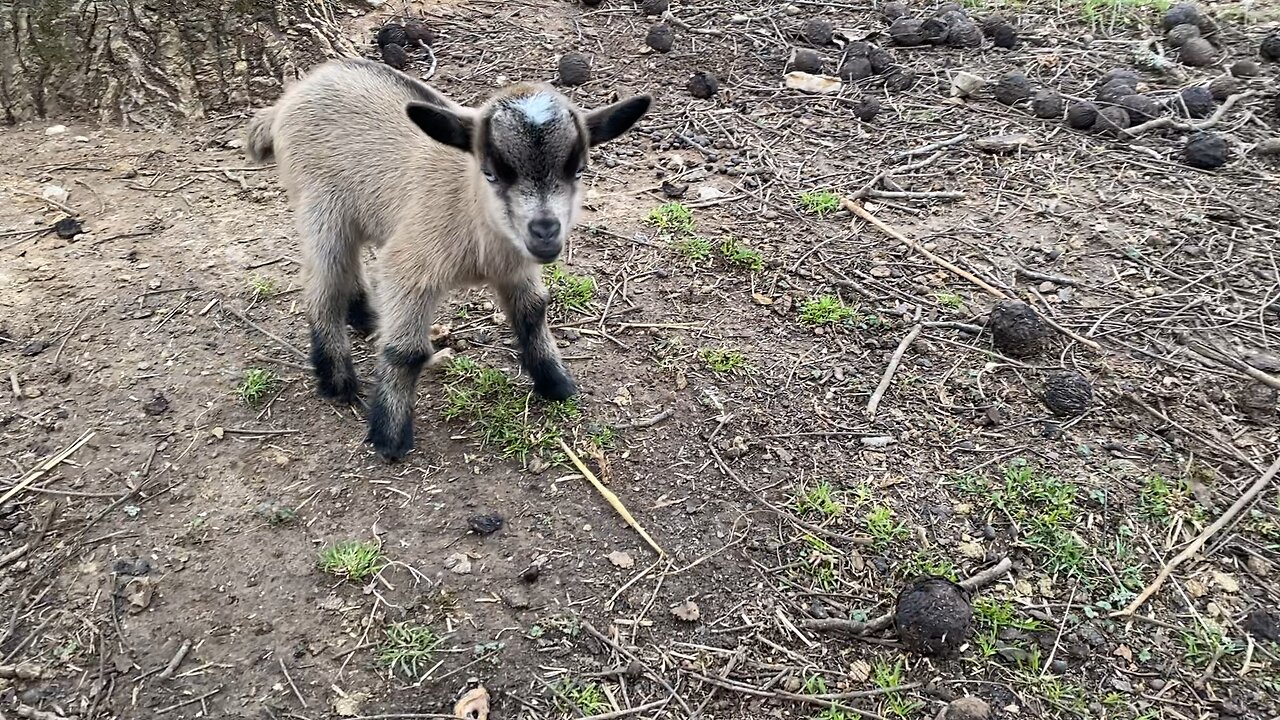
221, 303, 308, 361
279, 656, 307, 707
801, 557, 1012, 634
893, 132, 969, 158
1115, 455, 1280, 617
842, 199, 1008, 299
1124, 92, 1254, 136
53, 306, 93, 365
156, 639, 192, 680
13, 189, 77, 216
156, 685, 224, 714
866, 324, 921, 419
579, 700, 668, 720
559, 439, 665, 557
0, 430, 96, 508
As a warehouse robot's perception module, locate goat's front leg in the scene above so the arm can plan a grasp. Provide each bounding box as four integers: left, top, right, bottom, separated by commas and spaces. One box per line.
365, 283, 440, 461
495, 271, 576, 401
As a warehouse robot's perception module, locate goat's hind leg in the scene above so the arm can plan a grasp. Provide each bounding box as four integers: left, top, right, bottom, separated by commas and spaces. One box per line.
299, 202, 362, 404
365, 284, 440, 461
496, 271, 576, 401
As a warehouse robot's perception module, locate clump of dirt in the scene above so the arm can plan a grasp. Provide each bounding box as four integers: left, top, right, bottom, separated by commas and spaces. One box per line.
1066, 101, 1098, 128
853, 96, 881, 121
882, 1, 908, 20
645, 22, 674, 53
989, 23, 1018, 48
1183, 131, 1229, 169
840, 56, 872, 81
788, 48, 824, 74
1097, 78, 1137, 104
1162, 2, 1202, 30
1043, 371, 1093, 416
1209, 74, 1239, 101
558, 52, 591, 86
1167, 23, 1201, 48
802, 17, 834, 46
404, 20, 434, 47
639, 0, 668, 15
1178, 37, 1218, 66
884, 67, 917, 90
381, 43, 408, 69
1229, 59, 1259, 77
1245, 609, 1280, 642
889, 18, 926, 46
988, 299, 1050, 357
377, 23, 408, 48
1031, 89, 1063, 119
687, 71, 719, 99
894, 576, 973, 658
467, 514, 504, 535
1176, 86, 1215, 117
53, 217, 82, 238
1262, 33, 1280, 61
944, 696, 991, 720
920, 17, 951, 45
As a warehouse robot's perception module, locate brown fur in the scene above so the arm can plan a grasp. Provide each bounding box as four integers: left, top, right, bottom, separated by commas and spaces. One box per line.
245, 58, 650, 460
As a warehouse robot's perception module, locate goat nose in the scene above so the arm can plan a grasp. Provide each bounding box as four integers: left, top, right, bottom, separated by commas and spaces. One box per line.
528, 218, 561, 242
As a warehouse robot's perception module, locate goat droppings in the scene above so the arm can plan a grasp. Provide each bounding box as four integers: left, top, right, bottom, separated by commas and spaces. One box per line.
645, 22, 674, 52
894, 576, 973, 658
381, 43, 409, 69
687, 71, 719, 99
640, 0, 669, 14
1043, 371, 1093, 416
1183, 131, 1229, 169
802, 17, 834, 46
558, 53, 591, 86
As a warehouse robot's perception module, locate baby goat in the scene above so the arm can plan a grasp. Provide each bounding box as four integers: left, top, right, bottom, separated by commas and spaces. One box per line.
244, 58, 650, 460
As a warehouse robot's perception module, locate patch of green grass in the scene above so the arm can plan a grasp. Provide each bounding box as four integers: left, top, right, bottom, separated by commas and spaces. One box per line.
587, 425, 616, 450
237, 368, 278, 405
248, 275, 278, 299
719, 236, 764, 272
934, 292, 964, 310
698, 347, 749, 374
646, 201, 695, 234
871, 658, 923, 719
994, 461, 1096, 578
441, 356, 579, 463
545, 265, 595, 312
800, 296, 856, 327
1179, 625, 1241, 668
974, 598, 1042, 632
793, 481, 843, 519
901, 550, 957, 581
798, 534, 839, 590
1079, 0, 1169, 26
377, 622, 440, 678
817, 709, 856, 720
671, 235, 714, 261
1137, 473, 1196, 523
799, 190, 841, 216
555, 679, 608, 714
317, 540, 384, 581
801, 674, 828, 695
865, 506, 909, 548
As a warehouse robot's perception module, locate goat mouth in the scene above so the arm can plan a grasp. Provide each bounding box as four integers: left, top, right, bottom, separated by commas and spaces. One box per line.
529, 247, 561, 264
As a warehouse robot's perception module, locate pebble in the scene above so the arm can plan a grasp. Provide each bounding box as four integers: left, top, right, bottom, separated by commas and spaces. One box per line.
45, 124, 67, 135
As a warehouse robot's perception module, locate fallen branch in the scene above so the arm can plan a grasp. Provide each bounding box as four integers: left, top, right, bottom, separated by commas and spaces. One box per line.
894, 132, 968, 158
866, 324, 921, 419
1124, 92, 1255, 137
801, 556, 1012, 634
0, 430, 96, 509
1115, 455, 1280, 617
559, 439, 665, 557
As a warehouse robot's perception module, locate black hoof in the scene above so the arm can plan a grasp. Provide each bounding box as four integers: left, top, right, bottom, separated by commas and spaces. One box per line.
316, 372, 360, 405
533, 370, 577, 402
366, 403, 413, 461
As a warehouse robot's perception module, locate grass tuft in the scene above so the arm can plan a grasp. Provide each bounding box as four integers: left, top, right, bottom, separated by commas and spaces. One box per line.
672, 235, 714, 261
377, 622, 440, 678
865, 505, 909, 548
248, 276, 278, 299
719, 236, 764, 271
441, 356, 579, 463
799, 190, 842, 216
554, 679, 608, 714
237, 368, 278, 405
317, 540, 383, 581
800, 296, 856, 326
698, 347, 749, 374
645, 201, 695, 234
793, 481, 842, 518
545, 264, 595, 312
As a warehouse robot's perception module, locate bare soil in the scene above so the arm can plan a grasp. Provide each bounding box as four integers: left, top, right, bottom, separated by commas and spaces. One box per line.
3, 1, 1279, 719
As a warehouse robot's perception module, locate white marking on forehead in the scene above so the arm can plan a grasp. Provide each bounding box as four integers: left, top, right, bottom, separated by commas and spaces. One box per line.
513, 93, 560, 125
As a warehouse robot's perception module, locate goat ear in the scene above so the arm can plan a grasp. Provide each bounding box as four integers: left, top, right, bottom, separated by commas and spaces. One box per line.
584, 94, 651, 147
406, 102, 474, 152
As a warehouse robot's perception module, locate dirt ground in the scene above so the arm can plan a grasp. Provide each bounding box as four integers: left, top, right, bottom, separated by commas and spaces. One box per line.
2, 0, 1280, 719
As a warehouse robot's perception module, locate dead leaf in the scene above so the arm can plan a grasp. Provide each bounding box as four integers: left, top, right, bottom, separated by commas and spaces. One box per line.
849, 660, 871, 682
454, 685, 490, 719
1211, 571, 1239, 593
958, 540, 985, 559
1185, 578, 1208, 598
783, 71, 843, 94
671, 599, 701, 623
607, 551, 635, 569
751, 293, 774, 306
1114, 644, 1133, 662
332, 691, 370, 717
444, 553, 472, 575
613, 386, 633, 407
210, 426, 224, 439
123, 577, 154, 613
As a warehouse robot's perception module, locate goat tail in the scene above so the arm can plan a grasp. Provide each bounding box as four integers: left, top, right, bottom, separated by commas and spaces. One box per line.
244, 106, 278, 163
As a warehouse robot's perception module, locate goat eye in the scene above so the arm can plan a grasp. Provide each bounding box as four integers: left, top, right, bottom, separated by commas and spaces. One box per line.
482, 168, 497, 183
573, 168, 584, 180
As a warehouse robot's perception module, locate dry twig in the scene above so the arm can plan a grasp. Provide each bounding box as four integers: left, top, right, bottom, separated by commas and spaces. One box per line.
559, 439, 665, 557
866, 324, 921, 419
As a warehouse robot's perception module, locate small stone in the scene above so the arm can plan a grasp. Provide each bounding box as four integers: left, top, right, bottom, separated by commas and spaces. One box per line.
467, 513, 504, 535
141, 393, 169, 416
1043, 371, 1092, 416
444, 553, 472, 574
1175, 86, 1215, 118
883, 67, 916, 91
947, 20, 983, 48
376, 23, 407, 48
895, 576, 972, 657
1183, 131, 1229, 169
990, 24, 1017, 49
839, 56, 873, 82
687, 71, 719, 99
944, 697, 990, 720
607, 550, 635, 569
1092, 105, 1131, 135
1178, 37, 1218, 67
1162, 2, 1201, 30
788, 48, 824, 74
111, 557, 152, 576
380, 43, 408, 69
868, 47, 895, 74
802, 17, 834, 46
1261, 33, 1280, 62
45, 124, 67, 136
1256, 138, 1280, 156
639, 0, 669, 15
1118, 94, 1161, 123
54, 217, 83, 239
645, 22, 674, 52
1230, 59, 1260, 77
920, 17, 950, 44
1166, 23, 1200, 48
499, 587, 530, 609
1066, 102, 1098, 129
1208, 74, 1239, 101
1031, 89, 1063, 119
993, 72, 1030, 105
882, 1, 908, 20
671, 599, 701, 622
951, 70, 986, 97
853, 96, 881, 121
889, 17, 927, 46
558, 52, 591, 86
42, 184, 69, 204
